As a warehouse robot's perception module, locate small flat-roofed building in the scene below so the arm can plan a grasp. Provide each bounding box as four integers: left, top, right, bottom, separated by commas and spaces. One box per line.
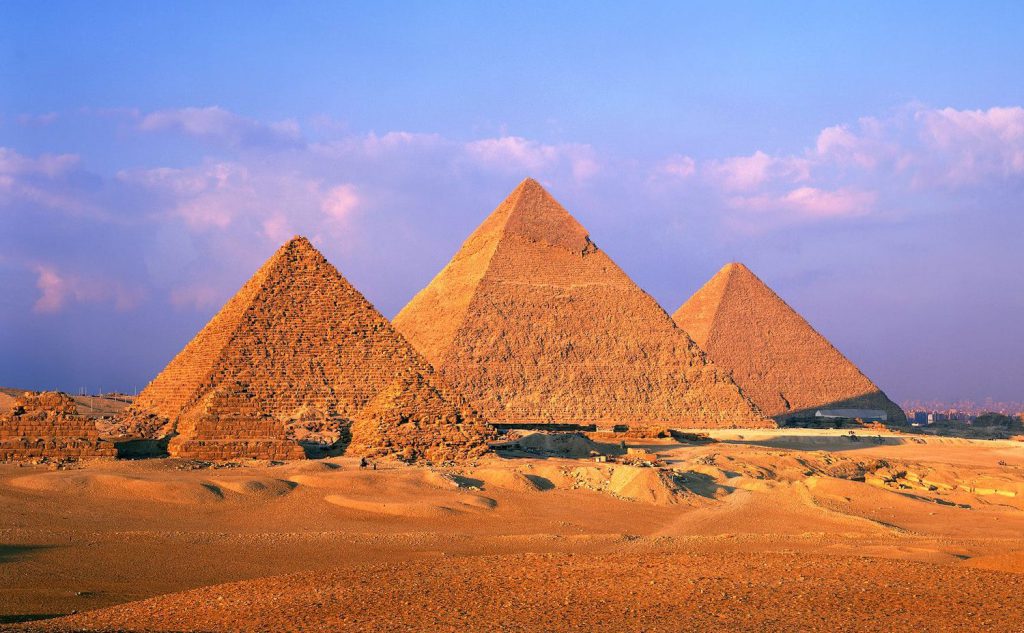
815, 408, 887, 422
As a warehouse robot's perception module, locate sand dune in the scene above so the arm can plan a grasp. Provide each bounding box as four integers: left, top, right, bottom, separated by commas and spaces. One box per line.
4, 429, 1024, 630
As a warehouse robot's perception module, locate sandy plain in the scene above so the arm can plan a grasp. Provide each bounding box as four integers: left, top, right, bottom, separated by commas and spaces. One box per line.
3, 428, 1024, 632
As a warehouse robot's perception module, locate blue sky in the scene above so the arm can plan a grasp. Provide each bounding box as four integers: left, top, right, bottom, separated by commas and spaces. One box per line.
2, 2, 1022, 404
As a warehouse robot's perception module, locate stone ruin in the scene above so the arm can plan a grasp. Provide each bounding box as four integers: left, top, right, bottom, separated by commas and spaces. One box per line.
349, 373, 493, 463
673, 262, 906, 424
122, 236, 493, 462
166, 382, 306, 461
0, 391, 117, 461
393, 178, 771, 429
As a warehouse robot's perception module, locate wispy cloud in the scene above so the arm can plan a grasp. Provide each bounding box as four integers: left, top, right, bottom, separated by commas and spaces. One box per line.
137, 106, 303, 149
0, 147, 98, 215
464, 136, 599, 181
32, 264, 142, 314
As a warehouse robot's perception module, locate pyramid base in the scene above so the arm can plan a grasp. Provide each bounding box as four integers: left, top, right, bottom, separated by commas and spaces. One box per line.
349, 422, 495, 463
0, 437, 118, 461
167, 437, 306, 461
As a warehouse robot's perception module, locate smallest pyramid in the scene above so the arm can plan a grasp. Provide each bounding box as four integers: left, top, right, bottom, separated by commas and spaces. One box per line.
674, 263, 906, 423
349, 374, 494, 463
0, 392, 117, 461
167, 381, 307, 461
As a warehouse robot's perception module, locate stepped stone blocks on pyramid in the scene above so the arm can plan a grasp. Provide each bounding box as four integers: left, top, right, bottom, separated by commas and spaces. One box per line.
673, 263, 906, 424
123, 236, 492, 461
349, 373, 494, 462
166, 382, 306, 460
393, 178, 772, 429
0, 392, 117, 461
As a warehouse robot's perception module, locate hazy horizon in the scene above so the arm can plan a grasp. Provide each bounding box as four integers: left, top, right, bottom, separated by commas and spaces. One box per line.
2, 2, 1022, 404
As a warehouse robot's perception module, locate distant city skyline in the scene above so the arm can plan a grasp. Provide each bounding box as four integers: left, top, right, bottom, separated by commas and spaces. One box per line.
2, 2, 1022, 403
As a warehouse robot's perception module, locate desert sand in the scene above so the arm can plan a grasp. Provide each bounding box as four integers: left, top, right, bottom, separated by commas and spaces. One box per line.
4, 428, 1024, 631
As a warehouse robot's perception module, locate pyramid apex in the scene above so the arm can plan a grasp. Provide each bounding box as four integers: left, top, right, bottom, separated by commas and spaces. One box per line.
722, 262, 750, 273
485, 178, 592, 253
283, 234, 314, 248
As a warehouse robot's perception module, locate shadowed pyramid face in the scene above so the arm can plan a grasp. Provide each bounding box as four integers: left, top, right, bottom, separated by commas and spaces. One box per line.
128, 236, 492, 460
673, 263, 906, 423
393, 179, 770, 428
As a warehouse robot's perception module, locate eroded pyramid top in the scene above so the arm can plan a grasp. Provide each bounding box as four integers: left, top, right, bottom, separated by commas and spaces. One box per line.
474, 178, 595, 253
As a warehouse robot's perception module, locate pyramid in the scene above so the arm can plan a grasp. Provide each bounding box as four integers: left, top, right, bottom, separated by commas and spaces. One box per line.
126, 236, 493, 461
673, 263, 906, 423
392, 178, 770, 428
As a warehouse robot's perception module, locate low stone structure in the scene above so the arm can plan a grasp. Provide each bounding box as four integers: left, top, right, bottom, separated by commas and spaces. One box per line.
349, 374, 493, 463
0, 391, 117, 461
166, 382, 306, 461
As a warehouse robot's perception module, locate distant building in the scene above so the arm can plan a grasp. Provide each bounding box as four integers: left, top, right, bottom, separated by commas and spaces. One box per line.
815, 409, 887, 422
914, 411, 929, 425
928, 412, 948, 424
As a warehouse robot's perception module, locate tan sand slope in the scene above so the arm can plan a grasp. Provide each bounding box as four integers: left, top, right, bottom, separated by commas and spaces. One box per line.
394, 178, 769, 428
4, 429, 1024, 630
31, 552, 1024, 633
674, 262, 906, 423
124, 236, 492, 462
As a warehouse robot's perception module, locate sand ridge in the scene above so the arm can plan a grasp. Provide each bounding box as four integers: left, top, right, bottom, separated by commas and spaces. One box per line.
4, 429, 1024, 630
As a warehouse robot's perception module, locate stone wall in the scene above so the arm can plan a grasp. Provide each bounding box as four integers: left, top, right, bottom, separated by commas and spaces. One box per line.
0, 392, 117, 461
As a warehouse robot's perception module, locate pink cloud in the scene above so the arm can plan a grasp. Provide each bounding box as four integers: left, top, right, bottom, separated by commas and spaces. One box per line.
32, 264, 142, 314
17, 112, 59, 127
916, 106, 1024, 184
321, 184, 360, 220
706, 150, 810, 191
33, 265, 69, 313
725, 187, 875, 224
464, 136, 599, 181
138, 106, 302, 148
262, 214, 294, 243
0, 147, 97, 215
169, 283, 222, 311
660, 155, 696, 179
815, 122, 892, 170
0, 147, 79, 177
781, 187, 876, 218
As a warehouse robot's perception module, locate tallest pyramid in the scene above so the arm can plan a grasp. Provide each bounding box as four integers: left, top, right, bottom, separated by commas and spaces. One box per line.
394, 179, 769, 428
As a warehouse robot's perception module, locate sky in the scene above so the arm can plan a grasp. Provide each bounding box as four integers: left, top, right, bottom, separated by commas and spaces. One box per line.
1, 2, 1022, 405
